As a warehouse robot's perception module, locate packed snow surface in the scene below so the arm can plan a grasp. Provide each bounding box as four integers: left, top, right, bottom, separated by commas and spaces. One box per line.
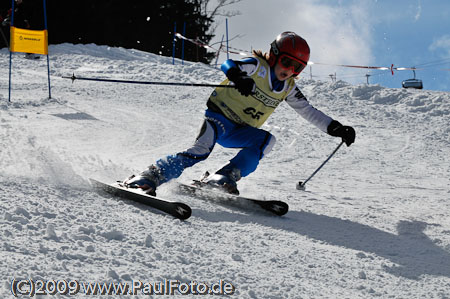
1, 44, 449, 298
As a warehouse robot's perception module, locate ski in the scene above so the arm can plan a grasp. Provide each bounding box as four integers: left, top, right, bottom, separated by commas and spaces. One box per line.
178, 182, 289, 216
90, 179, 192, 220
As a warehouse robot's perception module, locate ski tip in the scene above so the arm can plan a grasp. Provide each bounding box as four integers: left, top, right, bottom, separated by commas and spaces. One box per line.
174, 203, 192, 220
265, 201, 289, 216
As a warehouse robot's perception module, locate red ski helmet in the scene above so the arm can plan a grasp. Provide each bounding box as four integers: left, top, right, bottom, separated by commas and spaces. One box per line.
268, 32, 310, 74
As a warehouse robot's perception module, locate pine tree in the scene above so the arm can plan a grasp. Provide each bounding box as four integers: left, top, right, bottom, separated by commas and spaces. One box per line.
40, 0, 241, 64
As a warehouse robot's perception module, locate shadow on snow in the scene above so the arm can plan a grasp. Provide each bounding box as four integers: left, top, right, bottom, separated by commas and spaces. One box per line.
196, 208, 450, 280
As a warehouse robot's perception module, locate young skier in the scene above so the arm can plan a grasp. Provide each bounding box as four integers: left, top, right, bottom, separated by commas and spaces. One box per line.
124, 31, 355, 195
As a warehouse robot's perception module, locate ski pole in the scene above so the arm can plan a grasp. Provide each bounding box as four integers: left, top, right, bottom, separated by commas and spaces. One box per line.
297, 141, 344, 191
62, 73, 235, 89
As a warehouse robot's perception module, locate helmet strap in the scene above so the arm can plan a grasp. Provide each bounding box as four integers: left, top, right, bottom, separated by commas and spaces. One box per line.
270, 40, 280, 56
268, 40, 279, 67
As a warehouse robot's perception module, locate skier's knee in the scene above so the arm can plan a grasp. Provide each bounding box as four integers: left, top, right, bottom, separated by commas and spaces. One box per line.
188, 120, 216, 156
184, 143, 212, 158
262, 134, 276, 156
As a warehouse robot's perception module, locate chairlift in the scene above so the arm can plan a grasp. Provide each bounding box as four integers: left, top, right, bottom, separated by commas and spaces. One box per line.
402, 69, 423, 89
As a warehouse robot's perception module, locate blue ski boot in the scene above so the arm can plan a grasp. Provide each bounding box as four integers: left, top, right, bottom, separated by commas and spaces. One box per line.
202, 163, 241, 195
123, 165, 163, 196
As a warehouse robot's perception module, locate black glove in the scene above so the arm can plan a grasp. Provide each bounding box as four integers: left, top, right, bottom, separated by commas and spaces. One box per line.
327, 120, 356, 146
226, 67, 256, 96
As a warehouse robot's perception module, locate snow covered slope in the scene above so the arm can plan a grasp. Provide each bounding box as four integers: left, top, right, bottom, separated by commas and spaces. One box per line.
1, 44, 449, 298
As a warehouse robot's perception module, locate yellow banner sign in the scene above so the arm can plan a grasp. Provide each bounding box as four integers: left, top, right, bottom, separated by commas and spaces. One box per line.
10, 27, 48, 55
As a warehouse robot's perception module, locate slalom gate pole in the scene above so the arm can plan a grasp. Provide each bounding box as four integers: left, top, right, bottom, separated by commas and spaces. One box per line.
62, 74, 235, 89
297, 141, 344, 191
226, 18, 229, 60
8, 0, 15, 102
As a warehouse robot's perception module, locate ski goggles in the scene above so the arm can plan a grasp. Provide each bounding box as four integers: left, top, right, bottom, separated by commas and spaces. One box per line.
278, 54, 308, 75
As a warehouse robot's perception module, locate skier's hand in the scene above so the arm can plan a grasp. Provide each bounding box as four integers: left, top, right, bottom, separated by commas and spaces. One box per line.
234, 75, 256, 96
226, 68, 256, 96
327, 120, 356, 146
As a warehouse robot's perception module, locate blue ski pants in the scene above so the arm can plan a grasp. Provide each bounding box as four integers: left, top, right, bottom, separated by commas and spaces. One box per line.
155, 109, 276, 184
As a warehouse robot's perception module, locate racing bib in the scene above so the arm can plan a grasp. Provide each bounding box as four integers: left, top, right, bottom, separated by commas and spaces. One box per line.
210, 57, 296, 128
